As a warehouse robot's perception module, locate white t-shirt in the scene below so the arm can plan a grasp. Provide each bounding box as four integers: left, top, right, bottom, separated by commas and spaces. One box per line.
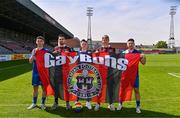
30, 48, 36, 60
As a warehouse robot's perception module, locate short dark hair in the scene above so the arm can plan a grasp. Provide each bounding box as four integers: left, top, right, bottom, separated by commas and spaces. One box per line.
128, 38, 134, 42
58, 34, 65, 38
36, 36, 45, 41
81, 39, 87, 43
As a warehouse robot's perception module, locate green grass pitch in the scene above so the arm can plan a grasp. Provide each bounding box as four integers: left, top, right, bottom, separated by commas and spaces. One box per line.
0, 54, 180, 117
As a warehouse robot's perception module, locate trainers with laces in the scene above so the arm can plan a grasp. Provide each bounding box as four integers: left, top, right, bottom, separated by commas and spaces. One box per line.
109, 104, 115, 111
136, 107, 141, 114
27, 103, 36, 110
85, 101, 92, 110
94, 103, 100, 111
116, 103, 122, 111
41, 104, 46, 110
51, 103, 58, 110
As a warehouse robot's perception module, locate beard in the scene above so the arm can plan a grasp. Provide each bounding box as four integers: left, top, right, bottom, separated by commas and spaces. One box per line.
59, 42, 64, 46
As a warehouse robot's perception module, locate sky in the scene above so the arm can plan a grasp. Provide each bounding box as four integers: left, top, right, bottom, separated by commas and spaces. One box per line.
31, 0, 180, 46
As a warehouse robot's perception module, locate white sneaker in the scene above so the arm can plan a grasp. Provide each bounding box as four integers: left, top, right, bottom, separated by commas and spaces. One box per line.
116, 103, 122, 111
136, 107, 141, 114
108, 104, 110, 109
94, 104, 100, 111
109, 104, 115, 111
27, 103, 36, 110
85, 102, 92, 110
41, 104, 46, 110
51, 103, 58, 110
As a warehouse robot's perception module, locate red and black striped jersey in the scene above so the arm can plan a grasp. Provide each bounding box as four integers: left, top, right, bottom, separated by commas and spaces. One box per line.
54, 45, 73, 53
98, 46, 115, 53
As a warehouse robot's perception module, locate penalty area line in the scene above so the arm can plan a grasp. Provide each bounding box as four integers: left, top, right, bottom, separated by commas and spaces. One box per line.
168, 73, 180, 78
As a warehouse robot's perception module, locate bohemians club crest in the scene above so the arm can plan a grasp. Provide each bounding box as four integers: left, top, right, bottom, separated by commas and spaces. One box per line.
67, 63, 102, 99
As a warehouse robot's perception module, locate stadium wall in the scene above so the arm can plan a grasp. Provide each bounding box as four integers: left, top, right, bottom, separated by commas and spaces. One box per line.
0, 54, 31, 62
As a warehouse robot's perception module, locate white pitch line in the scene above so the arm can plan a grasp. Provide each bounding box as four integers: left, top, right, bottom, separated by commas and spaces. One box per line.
168, 73, 180, 78
0, 64, 29, 71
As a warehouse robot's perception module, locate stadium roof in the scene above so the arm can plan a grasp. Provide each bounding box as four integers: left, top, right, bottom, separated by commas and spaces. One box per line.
0, 0, 74, 39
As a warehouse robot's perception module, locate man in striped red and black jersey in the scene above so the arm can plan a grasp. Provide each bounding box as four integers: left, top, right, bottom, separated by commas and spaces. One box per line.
51, 34, 73, 110
94, 35, 116, 111
96, 35, 115, 53
53, 34, 73, 54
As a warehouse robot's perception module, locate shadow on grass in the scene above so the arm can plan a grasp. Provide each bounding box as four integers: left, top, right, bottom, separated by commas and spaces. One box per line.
45, 106, 178, 117
0, 59, 32, 82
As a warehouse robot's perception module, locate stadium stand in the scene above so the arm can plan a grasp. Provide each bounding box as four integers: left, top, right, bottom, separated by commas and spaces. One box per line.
0, 39, 30, 53
0, 45, 13, 54
0, 0, 74, 54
